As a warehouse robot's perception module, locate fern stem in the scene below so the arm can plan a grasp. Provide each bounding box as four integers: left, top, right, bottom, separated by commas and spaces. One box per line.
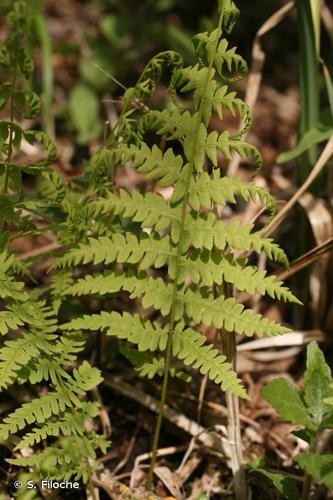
86, 459, 98, 500
220, 283, 247, 500
4, 65, 17, 195
146, 7, 225, 490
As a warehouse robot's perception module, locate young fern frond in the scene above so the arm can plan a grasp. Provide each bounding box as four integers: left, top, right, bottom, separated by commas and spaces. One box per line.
59, 1, 297, 398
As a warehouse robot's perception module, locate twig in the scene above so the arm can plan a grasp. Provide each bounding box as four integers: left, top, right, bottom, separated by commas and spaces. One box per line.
90, 387, 112, 437
274, 237, 333, 280
104, 375, 226, 454
19, 242, 62, 260
111, 430, 137, 475
263, 137, 333, 237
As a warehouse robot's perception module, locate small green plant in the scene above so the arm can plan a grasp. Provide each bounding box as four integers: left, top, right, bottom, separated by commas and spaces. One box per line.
259, 341, 333, 499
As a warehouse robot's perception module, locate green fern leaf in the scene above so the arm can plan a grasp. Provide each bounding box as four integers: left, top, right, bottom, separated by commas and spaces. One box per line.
129, 143, 184, 186
14, 402, 100, 450
180, 213, 288, 265
182, 288, 290, 336
0, 335, 39, 390
185, 170, 276, 216
0, 391, 72, 440
62, 311, 169, 352
177, 250, 300, 303
64, 273, 290, 337
62, 312, 245, 396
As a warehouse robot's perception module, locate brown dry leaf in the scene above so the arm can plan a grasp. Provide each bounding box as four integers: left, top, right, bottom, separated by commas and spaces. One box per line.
322, 0, 333, 45
237, 352, 296, 374
154, 466, 182, 499
237, 330, 324, 352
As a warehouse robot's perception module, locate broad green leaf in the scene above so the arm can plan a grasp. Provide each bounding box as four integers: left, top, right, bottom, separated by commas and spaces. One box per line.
304, 341, 333, 426
255, 470, 299, 500
323, 384, 333, 406
261, 378, 316, 430
277, 120, 333, 164
68, 84, 103, 144
297, 454, 333, 489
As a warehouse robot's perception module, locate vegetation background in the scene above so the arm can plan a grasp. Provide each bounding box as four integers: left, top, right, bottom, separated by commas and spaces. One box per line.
1, 0, 333, 498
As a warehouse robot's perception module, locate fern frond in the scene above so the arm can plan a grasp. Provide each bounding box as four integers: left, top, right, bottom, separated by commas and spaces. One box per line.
174, 65, 251, 131
205, 130, 263, 170
0, 272, 28, 301
22, 333, 86, 385
182, 288, 290, 336
177, 250, 300, 303
0, 391, 72, 440
65, 361, 104, 395
129, 143, 184, 186
185, 170, 276, 216
120, 346, 165, 378
0, 362, 102, 440
172, 325, 246, 396
53, 233, 174, 270
62, 311, 169, 352
181, 213, 288, 265
194, 29, 248, 81
0, 335, 39, 390
93, 190, 177, 231
62, 312, 246, 396
64, 272, 290, 337
14, 402, 100, 450
0, 301, 58, 335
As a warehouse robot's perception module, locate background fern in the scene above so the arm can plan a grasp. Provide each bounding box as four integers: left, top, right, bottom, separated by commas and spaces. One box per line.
0, 2, 109, 488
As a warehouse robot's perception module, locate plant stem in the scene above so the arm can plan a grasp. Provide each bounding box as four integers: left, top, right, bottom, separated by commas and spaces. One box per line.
86, 459, 98, 500
302, 473, 312, 500
146, 7, 225, 490
301, 435, 318, 500
3, 65, 17, 195
220, 283, 247, 500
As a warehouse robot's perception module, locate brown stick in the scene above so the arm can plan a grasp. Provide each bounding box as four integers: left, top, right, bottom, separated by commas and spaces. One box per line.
220, 283, 247, 500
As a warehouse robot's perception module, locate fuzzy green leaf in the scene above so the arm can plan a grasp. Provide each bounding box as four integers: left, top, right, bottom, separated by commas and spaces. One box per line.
255, 470, 299, 500
297, 454, 333, 489
303, 341, 333, 426
261, 378, 316, 430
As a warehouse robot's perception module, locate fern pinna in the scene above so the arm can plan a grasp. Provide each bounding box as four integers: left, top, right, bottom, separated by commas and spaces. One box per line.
57, 0, 300, 489
0, 2, 109, 490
